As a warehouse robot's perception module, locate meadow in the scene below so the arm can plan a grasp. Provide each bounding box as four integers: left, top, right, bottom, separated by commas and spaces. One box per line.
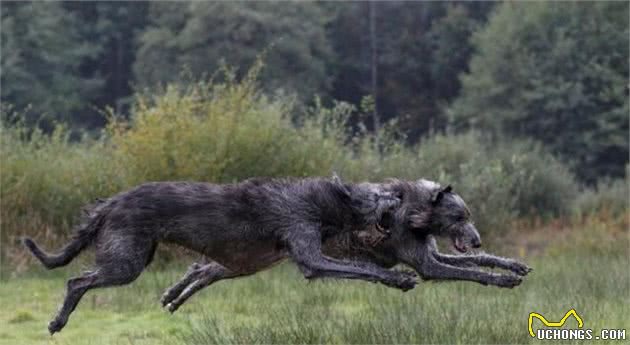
1, 71, 627, 344
1, 2, 628, 343
1, 217, 627, 345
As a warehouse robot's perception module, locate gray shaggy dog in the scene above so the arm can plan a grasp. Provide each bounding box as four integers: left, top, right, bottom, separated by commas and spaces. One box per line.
164, 178, 531, 316
24, 177, 531, 334
23, 177, 414, 334
324, 179, 532, 284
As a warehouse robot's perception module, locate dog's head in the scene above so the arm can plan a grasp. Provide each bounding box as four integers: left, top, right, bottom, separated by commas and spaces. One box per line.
331, 173, 401, 229
387, 179, 481, 253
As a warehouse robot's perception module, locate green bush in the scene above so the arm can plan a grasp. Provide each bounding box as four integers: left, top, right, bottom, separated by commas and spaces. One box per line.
574, 171, 628, 217
0, 122, 125, 242
1, 69, 581, 250
449, 1, 629, 182
108, 69, 352, 184
1, 68, 360, 244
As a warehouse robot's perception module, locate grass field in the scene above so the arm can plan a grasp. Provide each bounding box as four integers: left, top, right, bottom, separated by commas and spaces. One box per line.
1, 221, 628, 345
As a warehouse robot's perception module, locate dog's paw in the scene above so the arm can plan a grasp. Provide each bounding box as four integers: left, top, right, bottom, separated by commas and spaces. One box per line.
160, 290, 176, 307
48, 318, 64, 335
398, 269, 418, 280
508, 260, 532, 276
393, 272, 417, 292
495, 274, 522, 288
166, 302, 179, 314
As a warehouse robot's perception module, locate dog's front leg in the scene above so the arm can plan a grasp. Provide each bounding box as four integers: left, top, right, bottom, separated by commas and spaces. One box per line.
286, 225, 417, 291
418, 256, 523, 288
432, 252, 532, 276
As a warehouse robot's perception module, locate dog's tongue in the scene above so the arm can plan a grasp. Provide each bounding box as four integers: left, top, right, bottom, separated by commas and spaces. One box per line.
454, 237, 467, 253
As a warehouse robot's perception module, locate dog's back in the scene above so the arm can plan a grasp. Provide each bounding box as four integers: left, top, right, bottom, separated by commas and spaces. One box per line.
25, 177, 365, 268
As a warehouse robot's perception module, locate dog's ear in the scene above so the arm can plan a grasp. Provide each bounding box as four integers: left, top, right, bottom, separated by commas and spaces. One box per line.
392, 189, 403, 201
384, 180, 404, 201
431, 185, 452, 205
331, 172, 352, 201
331, 171, 342, 184
408, 209, 431, 230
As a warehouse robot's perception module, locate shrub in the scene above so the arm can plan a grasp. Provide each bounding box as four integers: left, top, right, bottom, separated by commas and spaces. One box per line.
1, 68, 360, 245
1, 67, 581, 255
574, 170, 628, 217
450, 1, 629, 182
0, 122, 124, 242
493, 140, 579, 217
108, 68, 353, 184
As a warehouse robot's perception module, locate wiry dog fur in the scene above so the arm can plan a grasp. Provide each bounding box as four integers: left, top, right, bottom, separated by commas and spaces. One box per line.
162, 178, 531, 315
24, 177, 531, 334
325, 179, 532, 285
23, 177, 414, 334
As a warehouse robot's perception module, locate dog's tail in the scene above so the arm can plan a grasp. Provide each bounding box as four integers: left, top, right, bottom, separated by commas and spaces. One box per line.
22, 199, 111, 269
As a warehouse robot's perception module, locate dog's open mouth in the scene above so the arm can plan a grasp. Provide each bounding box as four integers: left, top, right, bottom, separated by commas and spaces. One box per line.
452, 236, 468, 253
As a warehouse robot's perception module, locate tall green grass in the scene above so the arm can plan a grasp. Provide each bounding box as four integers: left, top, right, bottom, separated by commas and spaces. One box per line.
0, 124, 124, 244
180, 254, 628, 344
574, 171, 629, 218
107, 67, 352, 184
1, 66, 582, 260
0, 219, 627, 345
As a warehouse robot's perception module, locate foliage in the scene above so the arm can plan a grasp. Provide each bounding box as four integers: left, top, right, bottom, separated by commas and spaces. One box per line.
0, 1, 629, 183
109, 65, 352, 184
0, 67, 356, 245
133, 1, 333, 101
0, 117, 125, 238
574, 171, 628, 218
64, 1, 150, 124
2, 2, 624, 184
1, 68, 582, 250
450, 1, 629, 182
328, 2, 494, 138
1, 1, 493, 141
0, 1, 103, 127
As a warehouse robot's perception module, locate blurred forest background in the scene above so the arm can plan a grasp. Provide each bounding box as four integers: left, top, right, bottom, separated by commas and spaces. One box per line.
1, 1, 628, 256
2, 1, 628, 180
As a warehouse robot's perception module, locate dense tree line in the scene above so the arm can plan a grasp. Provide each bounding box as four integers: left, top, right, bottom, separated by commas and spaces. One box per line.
450, 1, 628, 182
1, 1, 627, 181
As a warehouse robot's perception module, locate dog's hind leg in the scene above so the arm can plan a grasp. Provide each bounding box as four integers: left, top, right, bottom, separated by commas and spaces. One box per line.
48, 266, 144, 334
164, 262, 243, 313
160, 262, 206, 307
48, 234, 156, 335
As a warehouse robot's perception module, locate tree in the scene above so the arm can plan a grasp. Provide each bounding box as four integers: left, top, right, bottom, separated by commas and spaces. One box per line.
369, 1, 380, 143
63, 2, 149, 123
133, 2, 334, 100
450, 2, 629, 182
327, 2, 493, 140
1, 2, 102, 128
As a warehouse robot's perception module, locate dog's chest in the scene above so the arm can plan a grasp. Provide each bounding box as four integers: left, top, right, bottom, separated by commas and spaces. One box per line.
206, 239, 287, 273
